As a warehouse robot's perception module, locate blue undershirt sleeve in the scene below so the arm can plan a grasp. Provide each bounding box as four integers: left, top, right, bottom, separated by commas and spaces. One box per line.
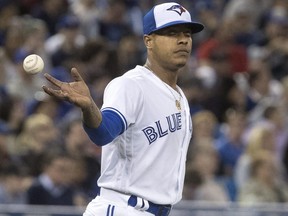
83, 109, 125, 146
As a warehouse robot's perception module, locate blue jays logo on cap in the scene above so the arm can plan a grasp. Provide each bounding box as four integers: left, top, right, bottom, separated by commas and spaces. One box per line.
143, 2, 204, 35
166, 5, 186, 16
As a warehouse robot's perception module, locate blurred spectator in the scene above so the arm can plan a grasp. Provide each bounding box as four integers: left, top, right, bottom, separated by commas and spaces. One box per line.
0, 122, 14, 171
280, 77, 288, 170
61, 118, 101, 199
0, 88, 25, 134
13, 113, 60, 176
184, 140, 229, 202
234, 124, 279, 190
195, 31, 249, 121
15, 15, 52, 72
266, 19, 288, 81
221, 78, 247, 115
193, 1, 220, 45
125, 0, 145, 36
223, 0, 273, 47
215, 108, 247, 200
238, 150, 288, 204
26, 96, 62, 122
46, 14, 86, 68
97, 0, 133, 45
280, 76, 288, 120
7, 53, 44, 104
0, 162, 32, 204
223, 0, 273, 27
5, 17, 48, 104
246, 61, 283, 124
25, 91, 75, 125
70, 0, 101, 40
190, 110, 218, 148
260, 105, 288, 161
75, 38, 112, 82
183, 162, 202, 200
216, 109, 247, 178
2, 17, 26, 85
31, 0, 69, 36
117, 34, 144, 74
256, 0, 288, 80
179, 77, 205, 116
27, 152, 84, 206
202, 75, 247, 122
89, 74, 112, 107
197, 20, 248, 75
0, 0, 19, 46
14, 113, 58, 155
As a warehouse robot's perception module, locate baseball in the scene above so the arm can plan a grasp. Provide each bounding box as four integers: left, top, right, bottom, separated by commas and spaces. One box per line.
23, 54, 44, 74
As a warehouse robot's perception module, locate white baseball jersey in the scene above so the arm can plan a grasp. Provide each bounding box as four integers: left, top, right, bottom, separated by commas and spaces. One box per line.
97, 65, 192, 205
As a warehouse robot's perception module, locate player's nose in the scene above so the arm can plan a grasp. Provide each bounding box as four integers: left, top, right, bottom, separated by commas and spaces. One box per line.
177, 32, 191, 44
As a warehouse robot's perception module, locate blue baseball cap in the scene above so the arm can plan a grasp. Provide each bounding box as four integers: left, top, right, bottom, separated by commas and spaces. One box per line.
143, 2, 204, 35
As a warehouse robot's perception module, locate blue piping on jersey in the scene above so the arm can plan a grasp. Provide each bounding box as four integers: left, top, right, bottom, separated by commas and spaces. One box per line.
83, 109, 126, 146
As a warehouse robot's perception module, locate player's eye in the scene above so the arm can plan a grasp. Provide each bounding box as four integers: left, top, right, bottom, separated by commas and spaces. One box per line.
154, 29, 173, 36
167, 31, 177, 36
154, 27, 192, 37
183, 31, 192, 37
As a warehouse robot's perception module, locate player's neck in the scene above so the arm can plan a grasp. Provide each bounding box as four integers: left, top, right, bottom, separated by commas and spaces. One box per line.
144, 62, 178, 89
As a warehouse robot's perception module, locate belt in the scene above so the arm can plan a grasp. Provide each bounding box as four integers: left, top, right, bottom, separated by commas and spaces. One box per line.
98, 188, 171, 216
128, 195, 171, 216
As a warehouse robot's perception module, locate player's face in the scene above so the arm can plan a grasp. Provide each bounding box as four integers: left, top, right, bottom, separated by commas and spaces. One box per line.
148, 24, 193, 70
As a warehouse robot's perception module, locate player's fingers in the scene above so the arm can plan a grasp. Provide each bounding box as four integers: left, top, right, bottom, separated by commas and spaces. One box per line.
42, 85, 68, 99
44, 73, 64, 88
42, 85, 53, 96
71, 68, 84, 82
42, 85, 58, 97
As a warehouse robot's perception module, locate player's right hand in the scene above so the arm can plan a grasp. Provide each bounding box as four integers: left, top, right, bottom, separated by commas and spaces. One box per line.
42, 67, 93, 110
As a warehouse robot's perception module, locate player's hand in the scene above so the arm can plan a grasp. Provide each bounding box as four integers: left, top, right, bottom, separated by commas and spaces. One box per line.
42, 68, 92, 110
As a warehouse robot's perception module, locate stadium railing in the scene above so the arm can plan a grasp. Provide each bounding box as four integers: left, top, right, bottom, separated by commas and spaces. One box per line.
1, 201, 288, 216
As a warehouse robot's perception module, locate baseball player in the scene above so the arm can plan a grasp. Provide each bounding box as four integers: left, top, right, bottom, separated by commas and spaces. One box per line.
42, 2, 204, 216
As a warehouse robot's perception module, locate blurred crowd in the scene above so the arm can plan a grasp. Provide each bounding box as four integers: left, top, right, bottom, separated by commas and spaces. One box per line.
1, 0, 288, 207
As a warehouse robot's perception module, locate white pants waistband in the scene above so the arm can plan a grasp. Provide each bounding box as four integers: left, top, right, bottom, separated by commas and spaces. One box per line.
99, 188, 131, 204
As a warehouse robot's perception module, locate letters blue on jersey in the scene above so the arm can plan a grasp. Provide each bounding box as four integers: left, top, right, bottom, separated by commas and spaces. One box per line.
142, 112, 182, 144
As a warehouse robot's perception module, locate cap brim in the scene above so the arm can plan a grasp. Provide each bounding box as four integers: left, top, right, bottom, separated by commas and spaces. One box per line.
149, 21, 204, 35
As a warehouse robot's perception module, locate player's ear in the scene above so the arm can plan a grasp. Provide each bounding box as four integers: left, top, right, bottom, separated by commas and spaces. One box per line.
143, 35, 153, 49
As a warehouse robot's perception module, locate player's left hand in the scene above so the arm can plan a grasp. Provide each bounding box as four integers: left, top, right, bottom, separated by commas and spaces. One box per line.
42, 67, 93, 110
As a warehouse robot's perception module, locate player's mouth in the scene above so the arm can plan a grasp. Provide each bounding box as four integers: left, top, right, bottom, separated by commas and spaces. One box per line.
174, 49, 190, 57
174, 49, 190, 54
